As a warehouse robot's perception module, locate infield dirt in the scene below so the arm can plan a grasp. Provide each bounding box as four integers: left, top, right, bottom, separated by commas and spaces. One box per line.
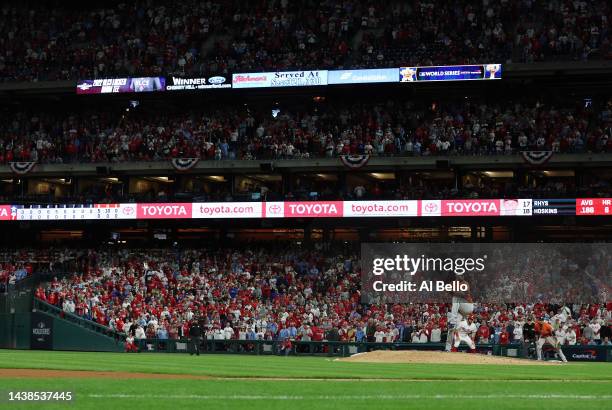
0, 351, 559, 381
337, 350, 559, 365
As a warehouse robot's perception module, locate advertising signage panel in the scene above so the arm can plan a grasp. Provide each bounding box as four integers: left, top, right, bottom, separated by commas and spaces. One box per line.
419, 199, 531, 217
343, 200, 418, 217
7, 198, 611, 222
77, 64, 503, 93
399, 64, 502, 82
328, 68, 399, 84
165, 76, 231, 90
76, 77, 165, 94
192, 202, 262, 218
232, 70, 328, 88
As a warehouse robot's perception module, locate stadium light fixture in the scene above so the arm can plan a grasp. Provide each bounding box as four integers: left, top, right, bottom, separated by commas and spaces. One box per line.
482, 171, 514, 178
146, 177, 174, 183
369, 173, 395, 180
204, 175, 226, 182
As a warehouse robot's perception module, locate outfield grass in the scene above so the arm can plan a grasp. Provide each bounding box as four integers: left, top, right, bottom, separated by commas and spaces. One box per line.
0, 350, 610, 410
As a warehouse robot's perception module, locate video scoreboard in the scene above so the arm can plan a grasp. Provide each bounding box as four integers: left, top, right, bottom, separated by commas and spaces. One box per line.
532, 199, 578, 215
532, 198, 612, 216
575, 198, 612, 216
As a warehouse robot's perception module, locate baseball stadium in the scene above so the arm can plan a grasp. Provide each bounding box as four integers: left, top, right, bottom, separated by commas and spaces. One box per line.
1, 1, 612, 409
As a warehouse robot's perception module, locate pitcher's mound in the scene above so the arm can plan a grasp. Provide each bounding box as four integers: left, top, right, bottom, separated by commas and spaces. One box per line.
337, 350, 559, 365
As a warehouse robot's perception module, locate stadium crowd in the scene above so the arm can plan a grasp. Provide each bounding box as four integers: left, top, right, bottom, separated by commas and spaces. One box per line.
1, 98, 611, 165
1, 0, 610, 82
0, 249, 44, 292
28, 246, 612, 351
0, 263, 30, 293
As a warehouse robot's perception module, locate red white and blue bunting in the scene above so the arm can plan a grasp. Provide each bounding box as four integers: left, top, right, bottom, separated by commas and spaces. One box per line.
9, 161, 36, 175
520, 151, 553, 166
170, 158, 200, 172
340, 154, 370, 169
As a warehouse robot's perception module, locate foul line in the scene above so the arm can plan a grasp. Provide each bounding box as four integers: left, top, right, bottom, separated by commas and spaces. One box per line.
198, 377, 611, 383
87, 394, 612, 400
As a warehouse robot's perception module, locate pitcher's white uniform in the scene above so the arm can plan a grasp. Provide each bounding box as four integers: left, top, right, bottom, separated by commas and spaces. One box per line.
445, 294, 474, 351
453, 318, 477, 350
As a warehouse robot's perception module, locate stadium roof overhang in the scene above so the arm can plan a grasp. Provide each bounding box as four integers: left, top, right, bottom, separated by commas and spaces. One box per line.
0, 153, 610, 178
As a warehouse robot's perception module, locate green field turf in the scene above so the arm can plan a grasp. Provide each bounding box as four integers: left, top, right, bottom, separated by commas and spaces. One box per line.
0, 350, 610, 410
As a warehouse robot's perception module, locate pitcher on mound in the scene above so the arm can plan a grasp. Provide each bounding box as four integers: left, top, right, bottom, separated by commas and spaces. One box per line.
445, 280, 474, 351
451, 314, 478, 353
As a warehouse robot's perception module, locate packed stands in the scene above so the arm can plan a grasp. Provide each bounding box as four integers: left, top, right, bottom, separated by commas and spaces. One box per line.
30, 246, 612, 346
1, 98, 610, 166
1, 0, 610, 82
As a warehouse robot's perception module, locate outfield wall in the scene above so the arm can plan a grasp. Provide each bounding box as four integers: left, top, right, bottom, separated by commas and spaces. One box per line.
3, 322, 610, 361
1, 312, 124, 352
0, 313, 31, 349
131, 338, 612, 362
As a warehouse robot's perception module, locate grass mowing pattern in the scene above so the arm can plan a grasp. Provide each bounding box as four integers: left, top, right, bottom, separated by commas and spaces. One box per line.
0, 350, 610, 410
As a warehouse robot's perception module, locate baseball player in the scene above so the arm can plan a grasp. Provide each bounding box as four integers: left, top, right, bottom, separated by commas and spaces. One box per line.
535, 319, 568, 362
445, 281, 474, 351
451, 315, 478, 352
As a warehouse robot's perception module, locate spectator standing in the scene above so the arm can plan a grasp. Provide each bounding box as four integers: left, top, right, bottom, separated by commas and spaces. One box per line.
522, 317, 536, 358
430, 323, 441, 343
582, 322, 594, 343
189, 320, 203, 356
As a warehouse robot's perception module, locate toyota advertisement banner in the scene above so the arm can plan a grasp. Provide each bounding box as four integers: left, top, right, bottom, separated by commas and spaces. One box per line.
192, 202, 262, 219
3, 199, 609, 221
419, 199, 532, 217
344, 201, 418, 217
284, 201, 343, 217
136, 203, 193, 219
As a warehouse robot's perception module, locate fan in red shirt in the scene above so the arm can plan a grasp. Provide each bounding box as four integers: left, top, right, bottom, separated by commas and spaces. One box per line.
311, 325, 324, 342
498, 329, 509, 345
477, 322, 490, 343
